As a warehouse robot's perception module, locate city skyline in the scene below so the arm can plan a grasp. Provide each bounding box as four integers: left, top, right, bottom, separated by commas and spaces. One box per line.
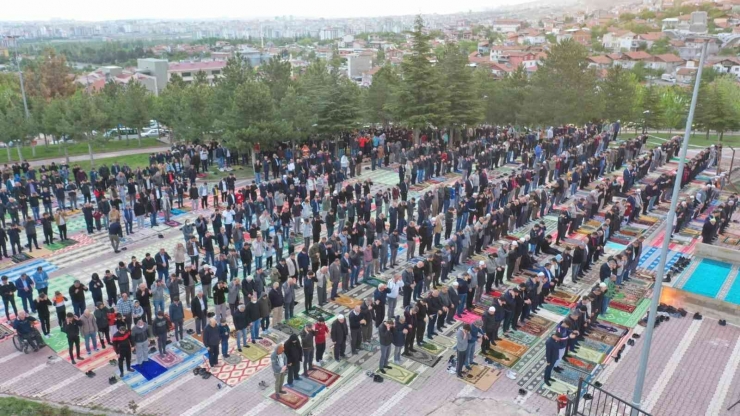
2, 0, 534, 22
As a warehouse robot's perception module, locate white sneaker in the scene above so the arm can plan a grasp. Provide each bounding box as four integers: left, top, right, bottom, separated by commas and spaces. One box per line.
45, 334, 50, 339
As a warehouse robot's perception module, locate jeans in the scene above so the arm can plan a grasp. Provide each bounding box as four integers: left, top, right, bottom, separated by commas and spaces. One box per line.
457, 294, 467, 316
465, 342, 476, 367
84, 333, 98, 353
235, 328, 248, 349
251, 319, 261, 341
379, 344, 391, 369
284, 303, 294, 321
153, 299, 165, 314
72, 301, 85, 317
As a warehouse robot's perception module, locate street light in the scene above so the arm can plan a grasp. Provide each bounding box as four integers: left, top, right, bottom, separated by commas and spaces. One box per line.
4, 35, 30, 120
630, 39, 710, 415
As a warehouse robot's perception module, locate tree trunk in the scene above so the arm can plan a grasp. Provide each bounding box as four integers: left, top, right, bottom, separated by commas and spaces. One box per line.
6, 146, 11, 162
137, 131, 142, 147
31, 144, 36, 157
16, 144, 23, 162
720, 131, 724, 142
64, 145, 69, 164
88, 142, 95, 168
706, 130, 710, 140
413, 129, 420, 146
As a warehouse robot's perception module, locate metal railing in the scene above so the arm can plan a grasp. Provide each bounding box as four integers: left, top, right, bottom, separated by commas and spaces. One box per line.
566, 378, 652, 416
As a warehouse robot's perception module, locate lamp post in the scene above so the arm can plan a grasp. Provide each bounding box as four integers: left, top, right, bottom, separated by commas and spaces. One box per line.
630, 39, 710, 415
5, 35, 31, 162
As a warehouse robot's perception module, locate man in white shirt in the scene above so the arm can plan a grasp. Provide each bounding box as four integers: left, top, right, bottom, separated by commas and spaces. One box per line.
386, 275, 404, 320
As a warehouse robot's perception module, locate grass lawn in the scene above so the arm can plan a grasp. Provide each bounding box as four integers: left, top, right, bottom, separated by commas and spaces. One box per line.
623, 131, 740, 148
74, 154, 254, 181
0, 138, 165, 164
0, 397, 103, 416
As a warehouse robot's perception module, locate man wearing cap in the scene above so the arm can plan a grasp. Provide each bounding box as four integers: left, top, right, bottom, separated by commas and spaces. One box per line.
426, 290, 443, 339
455, 275, 469, 318
481, 306, 498, 353
447, 282, 460, 325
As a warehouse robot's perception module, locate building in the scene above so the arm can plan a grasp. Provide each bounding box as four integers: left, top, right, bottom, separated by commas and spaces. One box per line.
613, 51, 653, 69
636, 32, 665, 49
712, 57, 740, 77
137, 58, 168, 94
75, 66, 158, 95
492, 19, 522, 33
650, 53, 685, 73
587, 55, 613, 70
167, 61, 227, 84
347, 51, 374, 80
602, 30, 637, 51
676, 67, 697, 83
361, 66, 382, 86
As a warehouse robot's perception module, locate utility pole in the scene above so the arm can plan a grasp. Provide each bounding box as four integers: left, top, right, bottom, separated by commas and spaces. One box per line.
5, 35, 30, 162
630, 39, 709, 415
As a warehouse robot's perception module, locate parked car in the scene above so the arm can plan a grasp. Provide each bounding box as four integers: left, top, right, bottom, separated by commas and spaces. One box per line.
141, 128, 169, 138
103, 127, 139, 139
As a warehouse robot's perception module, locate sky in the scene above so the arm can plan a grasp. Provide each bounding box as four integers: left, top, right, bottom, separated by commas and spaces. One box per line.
2, 0, 532, 22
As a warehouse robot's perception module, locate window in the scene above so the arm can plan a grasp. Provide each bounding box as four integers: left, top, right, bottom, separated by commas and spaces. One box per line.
212, 70, 221, 75
181, 72, 192, 77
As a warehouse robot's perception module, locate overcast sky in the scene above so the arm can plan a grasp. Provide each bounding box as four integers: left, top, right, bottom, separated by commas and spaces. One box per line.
2, 0, 531, 22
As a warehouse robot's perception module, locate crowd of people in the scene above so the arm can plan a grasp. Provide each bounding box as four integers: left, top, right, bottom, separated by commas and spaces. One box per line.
1, 124, 735, 398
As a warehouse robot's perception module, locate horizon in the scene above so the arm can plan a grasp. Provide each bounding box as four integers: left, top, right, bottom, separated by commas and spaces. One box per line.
0, 0, 534, 23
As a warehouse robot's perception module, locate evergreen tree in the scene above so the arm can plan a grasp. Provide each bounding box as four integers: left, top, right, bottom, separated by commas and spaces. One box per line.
600, 65, 638, 123
437, 43, 483, 142
366, 66, 399, 126
392, 15, 449, 142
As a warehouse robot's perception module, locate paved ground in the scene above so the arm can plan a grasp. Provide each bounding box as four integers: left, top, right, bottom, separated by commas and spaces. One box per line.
0, 155, 737, 416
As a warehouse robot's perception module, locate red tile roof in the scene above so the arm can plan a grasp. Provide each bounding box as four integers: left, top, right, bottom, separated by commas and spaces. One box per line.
622, 51, 652, 60
588, 55, 613, 65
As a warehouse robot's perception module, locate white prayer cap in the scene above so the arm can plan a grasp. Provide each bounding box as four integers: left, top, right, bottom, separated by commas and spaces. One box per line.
453, 282, 459, 286
479, 261, 485, 266
537, 272, 545, 277
489, 307, 496, 313
338, 314, 345, 320
599, 282, 607, 288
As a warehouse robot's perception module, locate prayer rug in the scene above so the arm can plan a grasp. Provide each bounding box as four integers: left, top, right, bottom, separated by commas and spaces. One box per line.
59, 346, 117, 373
493, 339, 528, 357
564, 356, 597, 373
151, 348, 187, 368
362, 277, 385, 288
540, 303, 571, 316
271, 389, 309, 409
45, 239, 79, 251
518, 316, 554, 337
332, 295, 363, 309
507, 330, 538, 346
602, 299, 650, 328
479, 348, 521, 368
592, 321, 630, 336
419, 340, 447, 356
44, 328, 69, 353
580, 338, 613, 354
132, 360, 168, 381
429, 335, 456, 349
287, 316, 311, 331
176, 337, 204, 355
609, 301, 637, 313
123, 347, 206, 395
203, 355, 271, 387
552, 363, 591, 387
238, 343, 270, 362
190, 333, 203, 344
288, 376, 325, 397
11, 252, 33, 263
307, 366, 340, 387
301, 308, 335, 322
574, 347, 605, 364
545, 297, 574, 308
542, 377, 578, 395
587, 329, 622, 346
273, 323, 301, 337
460, 364, 500, 391
454, 311, 482, 325
406, 347, 442, 367
382, 363, 417, 385
550, 290, 579, 303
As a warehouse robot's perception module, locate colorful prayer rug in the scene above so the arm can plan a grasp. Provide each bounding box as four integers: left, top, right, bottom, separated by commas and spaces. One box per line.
574, 346, 605, 364
59, 346, 117, 373
288, 377, 325, 397
480, 348, 521, 368
493, 339, 529, 357
307, 366, 340, 387
419, 340, 447, 356
406, 347, 442, 367
203, 354, 271, 387
271, 389, 309, 409
382, 363, 417, 385
286, 316, 311, 331
151, 347, 187, 368
506, 330, 539, 346
332, 295, 363, 309
132, 360, 168, 380
176, 337, 203, 355
238, 343, 270, 362
564, 356, 597, 373
587, 329, 622, 346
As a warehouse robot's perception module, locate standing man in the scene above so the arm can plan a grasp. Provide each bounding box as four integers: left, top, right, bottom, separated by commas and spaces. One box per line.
132, 319, 150, 365
455, 324, 470, 378
300, 324, 315, 376
386, 275, 402, 320
331, 314, 348, 360
378, 319, 394, 374
271, 344, 288, 398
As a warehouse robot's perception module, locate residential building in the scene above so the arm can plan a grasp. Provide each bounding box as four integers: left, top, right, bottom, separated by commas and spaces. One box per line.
602, 30, 637, 51
650, 53, 685, 73
676, 67, 697, 83
347, 51, 374, 80
712, 57, 740, 76
136, 58, 168, 94
492, 19, 522, 33
478, 41, 490, 55
587, 55, 613, 70
168, 61, 227, 84
636, 32, 665, 49
613, 51, 653, 69
361, 66, 382, 86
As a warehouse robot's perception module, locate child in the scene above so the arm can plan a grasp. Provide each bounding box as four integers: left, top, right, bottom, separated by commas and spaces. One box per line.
314, 316, 329, 365
34, 293, 53, 337
265, 239, 274, 269
93, 209, 103, 231
52, 291, 68, 327
218, 318, 231, 359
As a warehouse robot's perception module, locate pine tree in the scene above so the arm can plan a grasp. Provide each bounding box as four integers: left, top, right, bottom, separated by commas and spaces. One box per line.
600, 65, 638, 123
437, 43, 483, 142
366, 66, 399, 126
392, 15, 449, 143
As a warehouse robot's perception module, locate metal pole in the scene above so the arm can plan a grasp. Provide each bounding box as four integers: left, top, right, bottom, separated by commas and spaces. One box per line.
8, 36, 30, 119
630, 40, 709, 414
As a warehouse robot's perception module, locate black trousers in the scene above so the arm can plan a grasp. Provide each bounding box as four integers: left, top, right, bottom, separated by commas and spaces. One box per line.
3, 297, 18, 320
208, 344, 219, 366
99, 328, 111, 346
68, 337, 81, 360
118, 349, 132, 375
316, 343, 326, 361
39, 314, 51, 335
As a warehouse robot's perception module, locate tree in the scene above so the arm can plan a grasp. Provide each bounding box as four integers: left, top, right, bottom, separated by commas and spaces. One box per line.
648, 37, 671, 55
120, 81, 153, 146
279, 85, 315, 142
638, 84, 664, 131
695, 76, 740, 140
219, 80, 288, 152
59, 91, 107, 166
259, 56, 292, 104
392, 15, 449, 143
660, 86, 688, 134
376, 48, 386, 64
524, 39, 601, 125
155, 81, 187, 142
0, 102, 31, 162
600, 65, 639, 123
316, 75, 361, 139
437, 43, 483, 141
41, 98, 70, 161
366, 66, 399, 126
23, 48, 76, 101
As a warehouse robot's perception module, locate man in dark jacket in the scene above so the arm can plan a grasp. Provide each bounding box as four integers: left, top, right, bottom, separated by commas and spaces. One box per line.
348, 305, 363, 355
153, 310, 169, 356
169, 297, 184, 342
191, 291, 208, 335
61, 313, 83, 364
284, 334, 302, 386
300, 324, 315, 376
331, 314, 348, 360
202, 318, 221, 366
112, 325, 134, 377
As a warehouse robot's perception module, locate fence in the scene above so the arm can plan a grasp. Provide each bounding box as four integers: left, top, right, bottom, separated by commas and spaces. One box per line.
565, 378, 651, 416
